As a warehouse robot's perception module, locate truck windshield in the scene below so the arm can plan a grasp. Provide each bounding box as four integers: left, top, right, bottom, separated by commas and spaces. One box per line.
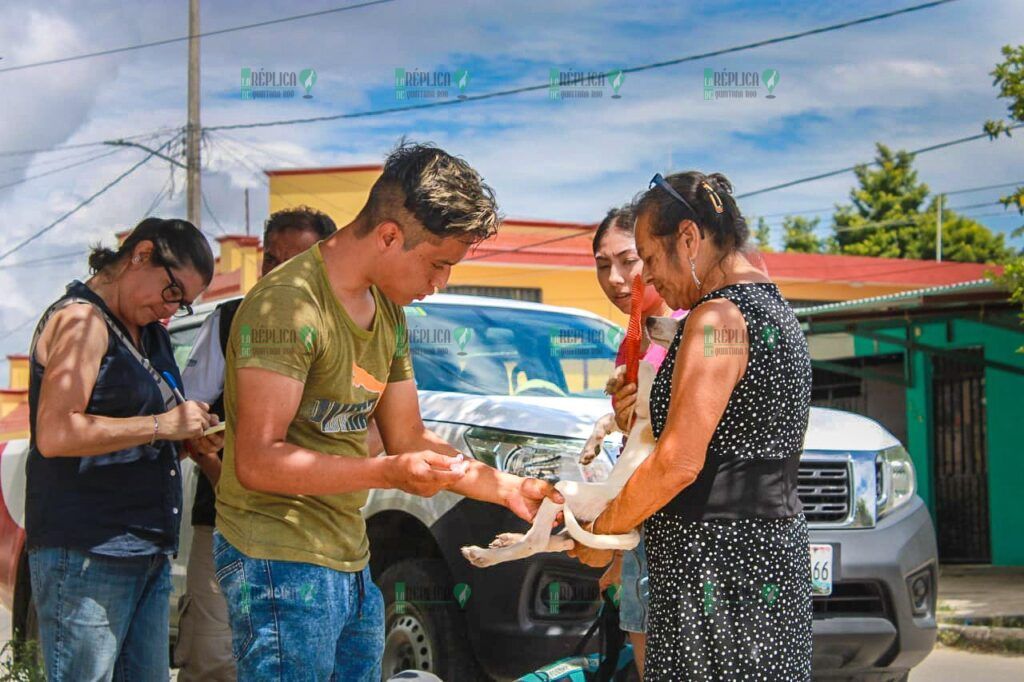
404, 302, 621, 398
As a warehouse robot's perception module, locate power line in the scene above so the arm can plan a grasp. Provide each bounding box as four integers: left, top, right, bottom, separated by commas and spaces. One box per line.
0, 127, 182, 159
0, 147, 127, 191
0, 0, 400, 75
206, 0, 959, 132
0, 249, 89, 270
200, 188, 228, 235
751, 180, 1024, 221
943, 179, 1024, 197
0, 315, 39, 343
737, 124, 1024, 199
0, 135, 180, 264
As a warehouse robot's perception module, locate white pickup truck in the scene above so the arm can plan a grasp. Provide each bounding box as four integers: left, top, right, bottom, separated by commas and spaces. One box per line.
0, 294, 937, 681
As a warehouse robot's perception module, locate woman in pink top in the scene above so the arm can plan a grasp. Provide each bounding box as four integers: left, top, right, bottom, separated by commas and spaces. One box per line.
592, 205, 685, 678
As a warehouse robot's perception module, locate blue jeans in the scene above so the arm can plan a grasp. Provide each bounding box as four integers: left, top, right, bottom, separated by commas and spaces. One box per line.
212, 530, 385, 681
28, 547, 171, 682
619, 535, 650, 634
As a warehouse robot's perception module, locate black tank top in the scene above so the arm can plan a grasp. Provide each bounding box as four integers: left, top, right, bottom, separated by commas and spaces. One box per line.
26, 281, 184, 556
649, 283, 812, 521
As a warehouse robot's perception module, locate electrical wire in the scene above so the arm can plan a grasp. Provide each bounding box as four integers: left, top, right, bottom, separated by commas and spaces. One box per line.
0, 0, 401, 75
0, 134, 180, 264
205, 0, 960, 132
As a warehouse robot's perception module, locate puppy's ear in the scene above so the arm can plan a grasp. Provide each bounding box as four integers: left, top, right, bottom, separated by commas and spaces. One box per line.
646, 316, 682, 349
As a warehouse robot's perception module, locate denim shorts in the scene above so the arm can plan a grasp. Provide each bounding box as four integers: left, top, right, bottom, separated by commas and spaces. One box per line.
619, 534, 649, 634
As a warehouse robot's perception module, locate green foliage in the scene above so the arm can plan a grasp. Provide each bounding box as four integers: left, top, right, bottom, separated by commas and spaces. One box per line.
996, 256, 1024, 353
754, 217, 773, 252
0, 638, 46, 682
987, 45, 1024, 235
782, 215, 824, 253
829, 144, 1011, 263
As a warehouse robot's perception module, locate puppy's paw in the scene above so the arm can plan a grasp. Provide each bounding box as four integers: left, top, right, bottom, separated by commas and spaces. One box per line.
489, 532, 524, 548
461, 545, 494, 568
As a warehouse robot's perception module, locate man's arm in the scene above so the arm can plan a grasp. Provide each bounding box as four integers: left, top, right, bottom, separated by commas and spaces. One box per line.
233, 367, 464, 497
373, 379, 563, 522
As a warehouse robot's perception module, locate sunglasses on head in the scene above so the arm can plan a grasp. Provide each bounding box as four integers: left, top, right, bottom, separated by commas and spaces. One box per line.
649, 173, 705, 234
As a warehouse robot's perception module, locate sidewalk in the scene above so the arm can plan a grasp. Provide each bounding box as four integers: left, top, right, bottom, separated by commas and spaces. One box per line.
937, 565, 1024, 654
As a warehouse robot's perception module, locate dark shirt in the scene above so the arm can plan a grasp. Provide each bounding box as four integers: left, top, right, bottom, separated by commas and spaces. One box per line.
26, 281, 183, 556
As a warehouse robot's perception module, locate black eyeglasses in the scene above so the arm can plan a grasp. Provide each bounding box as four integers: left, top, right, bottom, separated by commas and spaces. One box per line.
160, 265, 194, 317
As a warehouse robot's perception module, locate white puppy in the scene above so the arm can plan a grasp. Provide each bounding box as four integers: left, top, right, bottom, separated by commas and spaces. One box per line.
461, 316, 680, 568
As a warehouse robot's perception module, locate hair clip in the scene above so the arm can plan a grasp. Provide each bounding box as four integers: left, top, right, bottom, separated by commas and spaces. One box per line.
701, 182, 725, 214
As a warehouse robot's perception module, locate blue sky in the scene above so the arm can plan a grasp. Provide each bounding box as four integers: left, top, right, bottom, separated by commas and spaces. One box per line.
1, 0, 1023, 371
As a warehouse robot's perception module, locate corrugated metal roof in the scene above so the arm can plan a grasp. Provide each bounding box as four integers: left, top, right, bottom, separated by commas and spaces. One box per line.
793, 278, 1002, 318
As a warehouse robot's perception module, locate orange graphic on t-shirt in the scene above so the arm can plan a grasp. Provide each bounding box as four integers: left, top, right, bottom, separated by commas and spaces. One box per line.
352, 362, 386, 394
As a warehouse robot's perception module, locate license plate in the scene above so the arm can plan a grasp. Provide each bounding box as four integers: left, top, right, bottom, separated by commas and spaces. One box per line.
810, 544, 833, 596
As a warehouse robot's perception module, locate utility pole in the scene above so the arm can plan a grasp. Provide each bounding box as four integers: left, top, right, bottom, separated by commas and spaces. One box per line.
186, 0, 201, 228
936, 193, 943, 262
244, 188, 250, 235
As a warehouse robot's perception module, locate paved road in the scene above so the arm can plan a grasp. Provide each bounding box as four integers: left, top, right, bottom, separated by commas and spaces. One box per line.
2, 606, 1020, 681
911, 646, 1024, 681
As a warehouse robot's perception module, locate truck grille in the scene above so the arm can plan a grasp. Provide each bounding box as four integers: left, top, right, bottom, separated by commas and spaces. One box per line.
798, 460, 851, 523
813, 581, 888, 619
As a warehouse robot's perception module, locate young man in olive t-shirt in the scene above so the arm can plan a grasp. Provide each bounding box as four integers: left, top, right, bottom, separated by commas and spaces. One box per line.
214, 143, 562, 680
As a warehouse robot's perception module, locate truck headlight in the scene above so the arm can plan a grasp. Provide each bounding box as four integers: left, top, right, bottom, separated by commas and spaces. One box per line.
464, 427, 613, 483
876, 445, 916, 517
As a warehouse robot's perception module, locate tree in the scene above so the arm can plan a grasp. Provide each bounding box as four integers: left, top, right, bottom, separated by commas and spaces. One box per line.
832, 144, 929, 259
753, 217, 773, 252
985, 44, 1024, 224
830, 143, 1012, 263
986, 44, 1024, 348
782, 215, 824, 253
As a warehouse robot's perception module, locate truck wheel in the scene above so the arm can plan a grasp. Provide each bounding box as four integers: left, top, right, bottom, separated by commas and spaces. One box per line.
378, 558, 487, 681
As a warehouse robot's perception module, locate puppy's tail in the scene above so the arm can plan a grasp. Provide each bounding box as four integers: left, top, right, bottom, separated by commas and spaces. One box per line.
562, 504, 640, 551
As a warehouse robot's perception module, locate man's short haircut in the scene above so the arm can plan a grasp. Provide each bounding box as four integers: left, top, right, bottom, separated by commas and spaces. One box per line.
355, 141, 500, 248
264, 205, 338, 242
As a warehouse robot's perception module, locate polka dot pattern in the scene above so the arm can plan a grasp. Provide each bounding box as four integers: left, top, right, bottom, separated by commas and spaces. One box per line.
643, 283, 813, 681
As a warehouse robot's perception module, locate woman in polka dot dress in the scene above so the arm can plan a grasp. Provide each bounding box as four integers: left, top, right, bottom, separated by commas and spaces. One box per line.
570, 171, 813, 680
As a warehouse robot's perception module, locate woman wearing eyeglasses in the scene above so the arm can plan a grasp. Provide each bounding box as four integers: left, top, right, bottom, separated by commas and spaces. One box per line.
26, 218, 223, 681
571, 173, 813, 680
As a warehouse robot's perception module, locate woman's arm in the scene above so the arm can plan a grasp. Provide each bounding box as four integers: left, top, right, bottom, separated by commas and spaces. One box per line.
35, 305, 211, 457
595, 300, 750, 534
